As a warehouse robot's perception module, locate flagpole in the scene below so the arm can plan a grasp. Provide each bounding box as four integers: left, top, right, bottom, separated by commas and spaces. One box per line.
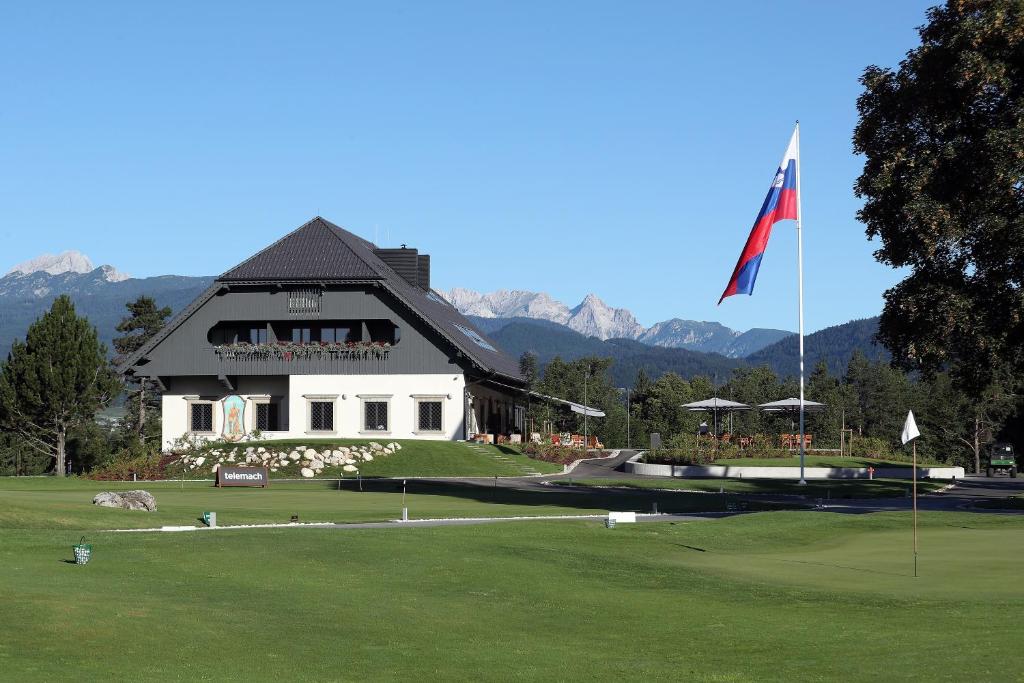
795, 121, 807, 486
913, 439, 918, 578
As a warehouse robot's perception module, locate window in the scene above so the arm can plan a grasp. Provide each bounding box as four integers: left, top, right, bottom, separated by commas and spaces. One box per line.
255, 402, 278, 431
417, 400, 443, 432
453, 323, 497, 352
288, 289, 321, 316
292, 327, 311, 344
309, 401, 334, 432
364, 401, 389, 432
321, 326, 351, 343
189, 402, 213, 434
249, 327, 267, 344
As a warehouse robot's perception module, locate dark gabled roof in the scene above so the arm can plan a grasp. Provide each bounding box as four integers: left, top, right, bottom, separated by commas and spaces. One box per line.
121, 217, 523, 383
219, 217, 383, 281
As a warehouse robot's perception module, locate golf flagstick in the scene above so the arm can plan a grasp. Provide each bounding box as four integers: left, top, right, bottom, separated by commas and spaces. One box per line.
901, 410, 921, 577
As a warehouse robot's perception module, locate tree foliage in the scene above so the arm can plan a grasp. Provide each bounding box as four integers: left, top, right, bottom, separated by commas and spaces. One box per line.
113, 296, 172, 361
113, 296, 172, 439
854, 0, 1024, 394
0, 295, 121, 475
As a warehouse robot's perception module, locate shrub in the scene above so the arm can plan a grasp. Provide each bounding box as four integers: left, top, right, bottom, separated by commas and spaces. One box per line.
519, 442, 581, 465
85, 439, 168, 481
850, 436, 898, 460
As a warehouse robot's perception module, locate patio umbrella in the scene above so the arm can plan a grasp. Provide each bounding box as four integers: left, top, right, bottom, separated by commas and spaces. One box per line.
758, 398, 826, 413
682, 398, 751, 436
759, 398, 826, 439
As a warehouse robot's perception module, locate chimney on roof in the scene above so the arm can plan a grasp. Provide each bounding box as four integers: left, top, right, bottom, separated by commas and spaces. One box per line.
417, 255, 430, 290
374, 245, 430, 290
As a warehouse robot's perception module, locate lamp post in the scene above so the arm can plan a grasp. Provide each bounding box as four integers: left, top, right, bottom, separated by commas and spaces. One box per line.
583, 368, 588, 452
618, 386, 631, 449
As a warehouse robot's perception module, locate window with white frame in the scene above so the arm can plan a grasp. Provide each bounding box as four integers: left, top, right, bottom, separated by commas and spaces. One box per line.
415, 398, 444, 433
189, 401, 214, 434
310, 402, 334, 432
251, 397, 279, 432
304, 395, 337, 433
360, 396, 390, 432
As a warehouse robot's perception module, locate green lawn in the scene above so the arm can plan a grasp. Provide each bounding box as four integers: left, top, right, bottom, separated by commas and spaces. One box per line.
1, 502, 1022, 680
0, 476, 779, 531
711, 455, 941, 468
554, 477, 946, 498
163, 438, 563, 478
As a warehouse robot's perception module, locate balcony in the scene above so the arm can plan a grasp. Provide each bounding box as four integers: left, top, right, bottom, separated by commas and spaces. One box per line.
212, 341, 393, 375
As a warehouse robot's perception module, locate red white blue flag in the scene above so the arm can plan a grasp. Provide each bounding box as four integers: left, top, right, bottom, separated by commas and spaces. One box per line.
719, 128, 799, 304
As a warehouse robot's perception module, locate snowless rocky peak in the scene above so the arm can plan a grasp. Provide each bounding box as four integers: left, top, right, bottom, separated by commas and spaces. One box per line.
568, 293, 645, 340
5, 251, 130, 282
447, 288, 642, 340
445, 288, 571, 323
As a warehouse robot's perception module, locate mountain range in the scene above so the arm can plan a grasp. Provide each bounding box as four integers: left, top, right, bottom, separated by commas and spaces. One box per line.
445, 288, 791, 357
0, 252, 211, 357
0, 252, 886, 384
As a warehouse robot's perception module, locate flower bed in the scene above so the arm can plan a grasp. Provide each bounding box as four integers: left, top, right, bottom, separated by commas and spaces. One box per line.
517, 442, 588, 466
214, 341, 391, 361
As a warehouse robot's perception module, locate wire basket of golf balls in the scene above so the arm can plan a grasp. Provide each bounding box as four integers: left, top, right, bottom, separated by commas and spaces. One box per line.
73, 536, 92, 565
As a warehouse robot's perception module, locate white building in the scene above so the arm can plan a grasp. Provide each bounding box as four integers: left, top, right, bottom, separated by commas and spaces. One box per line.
120, 217, 528, 449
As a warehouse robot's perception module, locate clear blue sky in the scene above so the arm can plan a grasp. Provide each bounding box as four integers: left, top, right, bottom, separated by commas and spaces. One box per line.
0, 1, 933, 333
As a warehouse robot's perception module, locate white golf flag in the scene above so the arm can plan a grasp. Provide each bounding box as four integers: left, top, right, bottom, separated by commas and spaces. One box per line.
901, 410, 920, 445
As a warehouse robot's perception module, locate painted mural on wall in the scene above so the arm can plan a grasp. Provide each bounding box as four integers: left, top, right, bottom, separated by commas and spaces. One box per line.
222, 395, 246, 441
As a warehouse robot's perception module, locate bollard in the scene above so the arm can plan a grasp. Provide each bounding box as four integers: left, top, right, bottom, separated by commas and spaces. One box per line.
652, 502, 658, 514
402, 507, 408, 522
208, 511, 217, 528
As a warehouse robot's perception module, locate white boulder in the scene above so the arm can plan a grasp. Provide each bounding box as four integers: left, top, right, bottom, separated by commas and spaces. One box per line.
288, 451, 300, 461
363, 454, 374, 462
92, 490, 157, 512
300, 467, 315, 478
342, 465, 358, 472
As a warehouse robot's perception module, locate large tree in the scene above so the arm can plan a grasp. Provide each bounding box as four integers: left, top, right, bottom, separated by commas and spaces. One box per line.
0, 295, 121, 476
853, 0, 1024, 395
113, 296, 171, 438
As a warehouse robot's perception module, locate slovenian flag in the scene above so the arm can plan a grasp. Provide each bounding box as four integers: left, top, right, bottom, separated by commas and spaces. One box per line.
719, 128, 799, 304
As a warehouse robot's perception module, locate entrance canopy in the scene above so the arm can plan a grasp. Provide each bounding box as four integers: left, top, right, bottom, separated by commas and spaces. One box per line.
532, 391, 605, 417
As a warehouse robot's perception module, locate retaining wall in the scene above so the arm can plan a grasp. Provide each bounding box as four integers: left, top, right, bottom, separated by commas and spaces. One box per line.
624, 461, 965, 480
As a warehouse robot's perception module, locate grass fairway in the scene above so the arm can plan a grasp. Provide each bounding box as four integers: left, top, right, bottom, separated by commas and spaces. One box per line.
0, 477, 783, 531
1, 509, 1022, 681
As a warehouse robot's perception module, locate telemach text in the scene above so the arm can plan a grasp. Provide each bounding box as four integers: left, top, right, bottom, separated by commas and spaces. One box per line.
216, 467, 269, 488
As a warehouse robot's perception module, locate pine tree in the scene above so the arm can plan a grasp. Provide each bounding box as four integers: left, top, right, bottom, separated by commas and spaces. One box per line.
113, 296, 171, 438
0, 296, 121, 476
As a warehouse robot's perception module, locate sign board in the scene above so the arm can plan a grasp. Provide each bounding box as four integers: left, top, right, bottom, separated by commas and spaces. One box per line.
608, 511, 636, 524
650, 432, 662, 449
216, 466, 269, 488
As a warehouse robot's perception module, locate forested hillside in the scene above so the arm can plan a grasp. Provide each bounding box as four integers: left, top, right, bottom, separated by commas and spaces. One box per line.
745, 317, 887, 377
488, 319, 743, 386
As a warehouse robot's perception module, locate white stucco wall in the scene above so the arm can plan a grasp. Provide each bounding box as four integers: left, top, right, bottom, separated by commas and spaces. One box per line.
161, 374, 467, 450
287, 373, 466, 441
